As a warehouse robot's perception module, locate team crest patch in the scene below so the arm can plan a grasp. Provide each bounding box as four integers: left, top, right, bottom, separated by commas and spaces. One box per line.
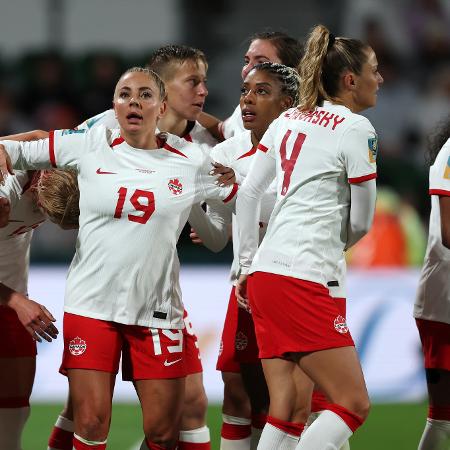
334, 316, 349, 334
444, 156, 450, 180
69, 336, 87, 356
368, 137, 378, 163
168, 178, 183, 195
235, 331, 248, 351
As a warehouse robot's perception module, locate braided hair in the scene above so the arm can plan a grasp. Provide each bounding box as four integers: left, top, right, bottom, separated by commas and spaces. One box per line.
250, 62, 300, 106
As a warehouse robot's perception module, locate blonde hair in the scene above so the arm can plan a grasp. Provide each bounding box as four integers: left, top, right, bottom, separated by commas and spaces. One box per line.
115, 66, 166, 101
36, 169, 79, 229
298, 24, 370, 111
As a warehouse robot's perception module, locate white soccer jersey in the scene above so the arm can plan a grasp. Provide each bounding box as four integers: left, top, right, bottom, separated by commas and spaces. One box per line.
211, 131, 276, 283
219, 104, 245, 140
237, 101, 377, 290
0, 171, 45, 294
2, 127, 236, 328
414, 139, 450, 324
78, 109, 217, 149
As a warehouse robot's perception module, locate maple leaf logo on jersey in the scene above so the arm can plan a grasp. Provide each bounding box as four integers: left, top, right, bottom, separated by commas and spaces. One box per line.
235, 331, 248, 351
334, 316, 349, 334
68, 336, 87, 356
168, 178, 183, 195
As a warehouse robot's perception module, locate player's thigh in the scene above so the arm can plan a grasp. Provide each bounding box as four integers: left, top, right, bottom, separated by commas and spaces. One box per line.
291, 365, 314, 423
261, 357, 298, 420
298, 346, 369, 416
0, 356, 35, 399
182, 372, 208, 429
135, 377, 185, 440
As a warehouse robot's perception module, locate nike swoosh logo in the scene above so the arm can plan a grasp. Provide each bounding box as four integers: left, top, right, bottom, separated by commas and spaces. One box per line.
96, 168, 117, 175
164, 358, 182, 367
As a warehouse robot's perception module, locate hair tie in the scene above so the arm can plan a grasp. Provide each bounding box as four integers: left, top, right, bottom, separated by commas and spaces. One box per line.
327, 33, 336, 51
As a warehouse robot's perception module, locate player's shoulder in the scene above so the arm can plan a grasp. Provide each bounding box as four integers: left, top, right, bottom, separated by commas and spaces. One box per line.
76, 109, 118, 130
213, 130, 251, 154
189, 121, 218, 147
162, 132, 205, 164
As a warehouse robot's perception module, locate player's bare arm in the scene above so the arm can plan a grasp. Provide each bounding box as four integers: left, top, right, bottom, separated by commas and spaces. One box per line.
0, 283, 58, 342
0, 130, 49, 141
440, 195, 450, 249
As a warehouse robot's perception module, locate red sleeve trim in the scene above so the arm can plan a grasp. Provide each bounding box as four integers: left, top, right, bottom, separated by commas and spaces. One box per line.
237, 146, 257, 160
49, 130, 56, 168
257, 143, 268, 153
223, 183, 238, 203
348, 173, 377, 184
163, 143, 188, 158
429, 189, 450, 197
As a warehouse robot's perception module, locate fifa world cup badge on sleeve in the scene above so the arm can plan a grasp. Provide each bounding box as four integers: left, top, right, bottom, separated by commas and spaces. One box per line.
444, 156, 450, 180
368, 137, 378, 163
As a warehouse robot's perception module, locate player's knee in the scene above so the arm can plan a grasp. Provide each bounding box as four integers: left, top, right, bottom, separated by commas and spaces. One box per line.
75, 409, 109, 441
352, 397, 370, 421
224, 380, 249, 411
144, 423, 179, 448
184, 387, 208, 421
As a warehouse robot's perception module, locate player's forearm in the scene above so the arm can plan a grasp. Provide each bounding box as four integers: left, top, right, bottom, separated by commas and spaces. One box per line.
346, 179, 376, 250
440, 196, 450, 249
0, 139, 52, 170
198, 112, 224, 141
0, 130, 49, 141
188, 203, 229, 252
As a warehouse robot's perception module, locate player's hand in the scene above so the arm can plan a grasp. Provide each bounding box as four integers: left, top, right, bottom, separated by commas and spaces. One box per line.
9, 293, 58, 342
189, 227, 204, 245
0, 144, 13, 185
210, 162, 236, 186
0, 197, 10, 227
236, 274, 251, 313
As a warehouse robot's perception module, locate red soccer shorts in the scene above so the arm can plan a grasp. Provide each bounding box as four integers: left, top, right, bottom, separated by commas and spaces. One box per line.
0, 306, 36, 357
216, 288, 240, 373
61, 313, 186, 379
247, 272, 354, 358
235, 297, 259, 365
416, 318, 450, 371
183, 309, 203, 375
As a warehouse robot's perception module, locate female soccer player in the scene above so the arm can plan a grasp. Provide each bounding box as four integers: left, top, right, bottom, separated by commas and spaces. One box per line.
414, 118, 450, 450
0, 168, 77, 450
199, 31, 303, 141
0, 67, 236, 450
235, 24, 383, 450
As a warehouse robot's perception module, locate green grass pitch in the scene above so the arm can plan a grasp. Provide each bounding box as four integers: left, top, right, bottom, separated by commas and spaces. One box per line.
24, 402, 427, 449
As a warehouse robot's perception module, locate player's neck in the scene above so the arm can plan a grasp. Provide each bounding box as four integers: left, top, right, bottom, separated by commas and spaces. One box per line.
250, 130, 263, 147
158, 111, 191, 138
122, 131, 159, 150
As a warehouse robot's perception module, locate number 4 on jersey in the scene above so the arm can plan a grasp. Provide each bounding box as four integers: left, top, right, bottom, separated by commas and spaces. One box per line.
114, 187, 155, 224
280, 130, 306, 195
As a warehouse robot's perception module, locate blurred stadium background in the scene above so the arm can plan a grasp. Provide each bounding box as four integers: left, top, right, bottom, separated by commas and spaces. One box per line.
1, 0, 449, 448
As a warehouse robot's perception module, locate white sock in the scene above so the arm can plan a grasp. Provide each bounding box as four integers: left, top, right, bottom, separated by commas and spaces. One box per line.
250, 426, 263, 450
73, 433, 107, 446
180, 425, 211, 444
221, 414, 251, 450
139, 440, 149, 450
302, 411, 351, 450
257, 423, 298, 450
418, 418, 450, 450
296, 410, 353, 450
0, 406, 30, 450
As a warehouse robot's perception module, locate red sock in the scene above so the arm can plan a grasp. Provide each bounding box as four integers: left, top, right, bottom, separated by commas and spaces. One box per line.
251, 413, 267, 430
73, 434, 106, 449
327, 404, 364, 432
145, 439, 177, 450
48, 416, 74, 450
311, 390, 330, 413
429, 405, 450, 421
221, 421, 252, 440
266, 416, 304, 437
178, 442, 210, 450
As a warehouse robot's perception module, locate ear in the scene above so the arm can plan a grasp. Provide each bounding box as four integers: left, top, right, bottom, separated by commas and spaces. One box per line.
281, 96, 294, 110
158, 100, 167, 119
342, 72, 357, 91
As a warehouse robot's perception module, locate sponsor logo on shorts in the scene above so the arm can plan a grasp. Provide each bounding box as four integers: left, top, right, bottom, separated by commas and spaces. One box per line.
164, 358, 182, 367
168, 178, 183, 195
218, 339, 223, 356
68, 336, 87, 356
235, 331, 248, 351
334, 316, 349, 334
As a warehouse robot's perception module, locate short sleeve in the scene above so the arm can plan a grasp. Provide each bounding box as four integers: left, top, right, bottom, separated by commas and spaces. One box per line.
49, 128, 94, 169
341, 118, 378, 184
429, 139, 450, 197
76, 109, 118, 130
